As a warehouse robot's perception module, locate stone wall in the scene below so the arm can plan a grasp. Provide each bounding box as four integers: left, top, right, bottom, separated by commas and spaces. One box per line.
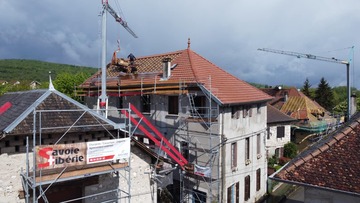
0, 132, 157, 203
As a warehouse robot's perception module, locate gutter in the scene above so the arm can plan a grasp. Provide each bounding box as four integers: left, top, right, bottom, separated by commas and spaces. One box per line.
269, 173, 360, 198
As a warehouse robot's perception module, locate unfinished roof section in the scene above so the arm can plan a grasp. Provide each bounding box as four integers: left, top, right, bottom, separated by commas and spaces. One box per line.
272, 112, 360, 196
81, 47, 272, 105
0, 89, 121, 136
280, 96, 325, 120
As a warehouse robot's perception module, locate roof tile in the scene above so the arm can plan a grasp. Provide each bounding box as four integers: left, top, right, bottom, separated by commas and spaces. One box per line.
274, 112, 360, 194
81, 48, 272, 105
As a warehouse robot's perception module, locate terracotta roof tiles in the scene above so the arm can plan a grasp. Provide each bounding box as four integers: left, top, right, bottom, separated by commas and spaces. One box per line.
273, 112, 360, 195
82, 48, 272, 105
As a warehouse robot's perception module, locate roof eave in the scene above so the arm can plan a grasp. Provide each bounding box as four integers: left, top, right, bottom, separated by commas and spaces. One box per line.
270, 175, 360, 197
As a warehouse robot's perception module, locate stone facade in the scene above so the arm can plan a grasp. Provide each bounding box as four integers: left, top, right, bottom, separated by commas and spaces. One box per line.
0, 131, 156, 203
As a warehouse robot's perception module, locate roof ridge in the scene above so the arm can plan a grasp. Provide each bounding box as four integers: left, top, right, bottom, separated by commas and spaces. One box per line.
137, 50, 183, 60
186, 49, 198, 82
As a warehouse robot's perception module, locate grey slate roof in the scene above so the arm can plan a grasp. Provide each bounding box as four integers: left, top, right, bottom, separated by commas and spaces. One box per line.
267, 104, 296, 124
0, 90, 46, 132
0, 89, 122, 136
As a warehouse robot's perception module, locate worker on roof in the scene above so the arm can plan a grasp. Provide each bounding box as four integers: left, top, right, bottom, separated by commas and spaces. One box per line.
127, 53, 136, 65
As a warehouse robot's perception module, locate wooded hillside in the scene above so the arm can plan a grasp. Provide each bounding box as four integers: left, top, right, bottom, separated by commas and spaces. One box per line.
0, 59, 97, 83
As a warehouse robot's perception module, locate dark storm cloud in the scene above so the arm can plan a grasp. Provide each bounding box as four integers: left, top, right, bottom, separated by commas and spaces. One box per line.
1, 0, 360, 88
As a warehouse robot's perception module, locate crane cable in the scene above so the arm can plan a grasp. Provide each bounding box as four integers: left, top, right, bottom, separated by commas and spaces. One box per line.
113, 0, 125, 53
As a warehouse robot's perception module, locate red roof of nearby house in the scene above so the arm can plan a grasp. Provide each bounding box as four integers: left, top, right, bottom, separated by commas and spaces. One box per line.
272, 113, 360, 195
82, 47, 272, 105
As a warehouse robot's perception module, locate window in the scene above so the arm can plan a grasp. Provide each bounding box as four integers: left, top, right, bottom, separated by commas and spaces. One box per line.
257, 104, 261, 114
256, 169, 261, 191
232, 106, 241, 119
257, 134, 261, 156
244, 175, 250, 201
193, 189, 206, 203
168, 96, 179, 115
277, 126, 285, 138
243, 105, 252, 118
245, 137, 250, 161
275, 147, 283, 158
141, 95, 150, 113
181, 141, 189, 160
231, 142, 237, 169
227, 182, 239, 203
118, 97, 123, 109
194, 96, 206, 116
267, 127, 270, 139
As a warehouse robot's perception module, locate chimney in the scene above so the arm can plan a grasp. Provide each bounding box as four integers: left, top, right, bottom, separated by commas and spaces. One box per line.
351, 93, 357, 116
162, 58, 172, 79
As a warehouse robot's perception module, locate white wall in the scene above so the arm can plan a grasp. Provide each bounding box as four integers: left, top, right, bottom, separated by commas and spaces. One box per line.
266, 124, 292, 157
0, 153, 30, 203
305, 187, 360, 203
222, 104, 268, 203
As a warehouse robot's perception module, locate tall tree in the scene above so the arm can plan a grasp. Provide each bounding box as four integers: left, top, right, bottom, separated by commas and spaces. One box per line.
302, 78, 312, 98
315, 77, 334, 111
53, 72, 91, 100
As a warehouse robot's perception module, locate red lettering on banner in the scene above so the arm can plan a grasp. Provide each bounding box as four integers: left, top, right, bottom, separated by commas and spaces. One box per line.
38, 147, 54, 168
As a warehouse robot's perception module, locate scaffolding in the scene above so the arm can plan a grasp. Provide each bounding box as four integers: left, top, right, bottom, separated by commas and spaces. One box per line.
20, 108, 134, 203
177, 77, 220, 203
77, 75, 222, 202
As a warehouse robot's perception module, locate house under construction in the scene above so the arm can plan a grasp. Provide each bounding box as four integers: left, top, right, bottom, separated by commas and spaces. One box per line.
78, 40, 273, 202
0, 86, 157, 203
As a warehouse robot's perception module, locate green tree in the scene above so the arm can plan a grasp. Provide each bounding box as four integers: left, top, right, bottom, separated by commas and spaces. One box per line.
301, 78, 312, 98
315, 77, 334, 111
53, 72, 90, 100
283, 142, 297, 159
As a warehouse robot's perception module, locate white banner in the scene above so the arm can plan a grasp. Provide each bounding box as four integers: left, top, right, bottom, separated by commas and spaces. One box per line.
87, 138, 131, 164
194, 164, 211, 177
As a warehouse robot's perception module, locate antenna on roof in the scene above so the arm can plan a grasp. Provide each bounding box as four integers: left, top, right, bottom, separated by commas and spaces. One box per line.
49, 71, 55, 91
187, 38, 191, 49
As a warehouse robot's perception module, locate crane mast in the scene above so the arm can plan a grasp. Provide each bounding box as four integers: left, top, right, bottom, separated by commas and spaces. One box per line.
258, 48, 351, 121
98, 0, 137, 117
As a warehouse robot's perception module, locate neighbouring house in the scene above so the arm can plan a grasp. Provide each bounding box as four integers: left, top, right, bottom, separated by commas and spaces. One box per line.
0, 85, 157, 202
270, 112, 360, 203
266, 104, 296, 159
262, 86, 337, 147
29, 81, 41, 89
79, 40, 273, 203
0, 80, 8, 85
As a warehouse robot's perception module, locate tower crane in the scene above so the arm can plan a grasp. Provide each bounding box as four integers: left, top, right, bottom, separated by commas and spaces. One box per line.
98, 0, 138, 117
258, 48, 352, 121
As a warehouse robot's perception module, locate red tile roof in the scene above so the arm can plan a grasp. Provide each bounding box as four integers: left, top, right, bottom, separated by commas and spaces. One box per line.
82, 48, 272, 105
273, 113, 360, 195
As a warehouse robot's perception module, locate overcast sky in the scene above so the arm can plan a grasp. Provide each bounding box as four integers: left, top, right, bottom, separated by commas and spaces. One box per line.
1, 0, 359, 88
